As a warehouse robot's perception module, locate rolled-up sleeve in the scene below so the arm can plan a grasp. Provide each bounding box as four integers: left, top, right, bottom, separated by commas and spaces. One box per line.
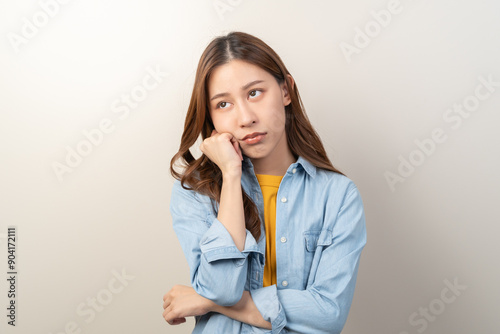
250, 184, 367, 333
170, 179, 262, 306
250, 285, 287, 333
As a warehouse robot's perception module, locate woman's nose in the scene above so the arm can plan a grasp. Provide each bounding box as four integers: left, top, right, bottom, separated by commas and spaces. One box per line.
237, 103, 258, 127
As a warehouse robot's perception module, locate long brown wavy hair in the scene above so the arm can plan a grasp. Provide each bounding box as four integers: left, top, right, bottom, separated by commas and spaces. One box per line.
170, 31, 345, 242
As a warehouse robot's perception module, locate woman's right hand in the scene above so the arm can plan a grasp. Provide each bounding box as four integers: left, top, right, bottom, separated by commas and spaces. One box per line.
199, 129, 243, 176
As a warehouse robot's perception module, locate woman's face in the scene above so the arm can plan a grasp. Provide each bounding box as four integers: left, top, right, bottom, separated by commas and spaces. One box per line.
207, 59, 293, 163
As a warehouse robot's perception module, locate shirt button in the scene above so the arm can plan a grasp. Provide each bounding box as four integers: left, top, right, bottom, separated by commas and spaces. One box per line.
282, 280, 288, 287
280, 237, 287, 243
281, 197, 287, 203
292, 168, 297, 174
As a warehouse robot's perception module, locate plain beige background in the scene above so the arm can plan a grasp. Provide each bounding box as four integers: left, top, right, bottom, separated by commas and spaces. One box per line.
1, 0, 499, 333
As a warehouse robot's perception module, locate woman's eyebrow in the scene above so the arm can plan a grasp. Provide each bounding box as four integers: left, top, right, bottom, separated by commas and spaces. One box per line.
210, 80, 265, 101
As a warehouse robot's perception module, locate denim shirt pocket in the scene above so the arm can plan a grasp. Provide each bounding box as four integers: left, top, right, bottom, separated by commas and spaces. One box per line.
304, 229, 333, 252
303, 229, 333, 284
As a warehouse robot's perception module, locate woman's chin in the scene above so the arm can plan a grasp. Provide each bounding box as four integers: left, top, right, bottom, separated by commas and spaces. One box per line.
241, 149, 267, 161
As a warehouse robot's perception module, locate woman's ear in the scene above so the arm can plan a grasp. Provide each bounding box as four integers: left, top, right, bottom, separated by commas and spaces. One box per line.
286, 74, 295, 92
282, 74, 294, 106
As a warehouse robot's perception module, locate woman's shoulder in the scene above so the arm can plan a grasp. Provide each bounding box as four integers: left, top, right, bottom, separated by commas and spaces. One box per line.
296, 156, 358, 193
314, 168, 360, 197
171, 178, 212, 205
310, 170, 365, 223
308, 168, 362, 209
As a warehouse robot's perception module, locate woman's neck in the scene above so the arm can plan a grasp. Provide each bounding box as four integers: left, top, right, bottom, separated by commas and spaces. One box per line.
251, 149, 296, 176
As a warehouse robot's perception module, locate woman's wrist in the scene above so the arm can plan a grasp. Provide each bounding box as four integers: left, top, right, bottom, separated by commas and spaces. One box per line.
222, 170, 242, 180
209, 300, 222, 314
207, 291, 271, 329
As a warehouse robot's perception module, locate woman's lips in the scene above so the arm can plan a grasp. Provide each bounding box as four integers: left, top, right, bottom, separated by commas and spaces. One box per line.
243, 133, 265, 145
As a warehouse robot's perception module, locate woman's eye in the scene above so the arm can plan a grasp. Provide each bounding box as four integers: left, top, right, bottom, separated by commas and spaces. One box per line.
249, 90, 262, 98
217, 101, 229, 109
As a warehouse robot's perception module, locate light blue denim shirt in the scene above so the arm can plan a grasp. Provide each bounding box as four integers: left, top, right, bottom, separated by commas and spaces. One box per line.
170, 155, 367, 333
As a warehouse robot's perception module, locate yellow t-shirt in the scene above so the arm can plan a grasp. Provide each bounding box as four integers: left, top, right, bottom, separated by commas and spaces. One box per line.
255, 173, 283, 287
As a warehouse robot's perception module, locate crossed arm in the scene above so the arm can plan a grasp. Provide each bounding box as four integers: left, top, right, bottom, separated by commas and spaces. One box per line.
162, 285, 271, 329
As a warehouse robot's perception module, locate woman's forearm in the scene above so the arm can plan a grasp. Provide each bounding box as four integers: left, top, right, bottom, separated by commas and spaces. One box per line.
211, 291, 272, 329
217, 172, 246, 251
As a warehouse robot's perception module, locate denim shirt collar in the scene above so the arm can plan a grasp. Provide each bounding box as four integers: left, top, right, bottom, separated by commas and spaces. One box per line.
241, 154, 317, 178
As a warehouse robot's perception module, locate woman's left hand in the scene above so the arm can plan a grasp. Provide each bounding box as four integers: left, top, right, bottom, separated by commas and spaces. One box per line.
162, 284, 215, 325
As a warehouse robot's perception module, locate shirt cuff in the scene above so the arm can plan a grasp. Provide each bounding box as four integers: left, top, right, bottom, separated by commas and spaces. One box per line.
200, 217, 262, 264
250, 285, 286, 333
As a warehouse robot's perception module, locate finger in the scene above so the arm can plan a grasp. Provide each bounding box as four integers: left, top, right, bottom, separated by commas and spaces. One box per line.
172, 317, 186, 325
163, 295, 171, 309
164, 306, 186, 326
231, 139, 243, 160
238, 145, 243, 161
163, 305, 174, 322
218, 132, 230, 142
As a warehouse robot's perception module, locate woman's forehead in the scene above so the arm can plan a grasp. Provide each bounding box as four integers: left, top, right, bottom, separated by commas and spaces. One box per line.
208, 60, 273, 94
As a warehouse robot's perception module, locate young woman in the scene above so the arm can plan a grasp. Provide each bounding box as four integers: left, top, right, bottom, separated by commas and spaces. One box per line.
162, 31, 367, 333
